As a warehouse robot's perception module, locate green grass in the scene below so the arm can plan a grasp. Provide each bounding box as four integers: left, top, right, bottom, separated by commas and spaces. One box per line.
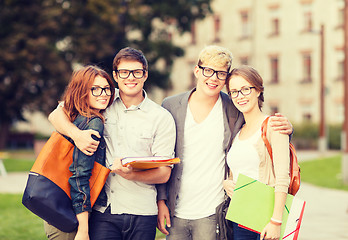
0, 151, 166, 239
0, 193, 165, 239
0, 194, 46, 240
299, 154, 348, 191
1, 149, 35, 172
2, 158, 34, 172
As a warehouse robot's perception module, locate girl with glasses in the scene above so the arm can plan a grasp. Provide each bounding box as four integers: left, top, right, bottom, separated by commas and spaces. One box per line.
44, 65, 115, 240
224, 65, 290, 240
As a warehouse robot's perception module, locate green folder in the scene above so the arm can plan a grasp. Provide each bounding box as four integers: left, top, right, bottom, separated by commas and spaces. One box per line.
225, 174, 305, 239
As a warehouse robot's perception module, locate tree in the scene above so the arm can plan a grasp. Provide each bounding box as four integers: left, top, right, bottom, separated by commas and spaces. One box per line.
0, 0, 212, 149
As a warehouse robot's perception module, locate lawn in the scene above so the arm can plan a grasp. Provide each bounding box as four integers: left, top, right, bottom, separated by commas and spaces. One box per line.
299, 154, 348, 191
1, 151, 347, 239
0, 193, 165, 239
0, 150, 166, 239
0, 194, 46, 240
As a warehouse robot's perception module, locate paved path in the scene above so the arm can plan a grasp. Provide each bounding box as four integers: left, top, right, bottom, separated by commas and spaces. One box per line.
0, 151, 348, 239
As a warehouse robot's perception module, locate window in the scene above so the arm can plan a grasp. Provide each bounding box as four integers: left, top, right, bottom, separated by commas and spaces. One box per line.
191, 21, 196, 45
213, 15, 221, 42
303, 11, 313, 32
337, 60, 344, 81
270, 106, 279, 115
270, 56, 279, 84
240, 56, 249, 65
269, 5, 280, 36
271, 18, 280, 36
240, 11, 251, 38
301, 53, 312, 83
301, 2, 313, 33
336, 50, 344, 81
337, 0, 344, 28
303, 113, 312, 122
338, 8, 344, 28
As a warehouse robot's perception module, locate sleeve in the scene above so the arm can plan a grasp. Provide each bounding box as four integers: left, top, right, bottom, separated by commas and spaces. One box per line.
69, 117, 104, 214
151, 109, 176, 158
153, 107, 176, 202
269, 125, 291, 193
156, 183, 167, 201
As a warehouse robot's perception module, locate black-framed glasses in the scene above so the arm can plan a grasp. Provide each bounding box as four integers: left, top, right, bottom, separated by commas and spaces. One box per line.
229, 86, 256, 98
116, 69, 146, 79
91, 86, 112, 97
198, 65, 229, 81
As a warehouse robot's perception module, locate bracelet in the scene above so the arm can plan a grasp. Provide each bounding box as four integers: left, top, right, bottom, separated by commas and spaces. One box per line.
270, 218, 282, 226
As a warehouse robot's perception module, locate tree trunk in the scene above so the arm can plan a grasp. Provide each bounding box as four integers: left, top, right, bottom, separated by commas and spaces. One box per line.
0, 122, 10, 150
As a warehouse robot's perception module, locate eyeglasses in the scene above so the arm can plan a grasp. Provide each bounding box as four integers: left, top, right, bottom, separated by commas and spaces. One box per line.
229, 86, 256, 98
198, 65, 229, 81
116, 69, 146, 79
91, 86, 112, 97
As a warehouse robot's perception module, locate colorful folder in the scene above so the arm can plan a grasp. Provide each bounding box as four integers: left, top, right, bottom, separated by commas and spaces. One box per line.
225, 174, 306, 240
121, 156, 180, 170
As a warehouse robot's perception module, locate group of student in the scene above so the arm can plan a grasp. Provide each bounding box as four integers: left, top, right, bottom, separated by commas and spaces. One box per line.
46, 45, 293, 240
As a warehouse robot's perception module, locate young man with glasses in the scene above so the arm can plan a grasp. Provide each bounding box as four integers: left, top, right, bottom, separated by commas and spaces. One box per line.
156, 45, 293, 240
48, 47, 176, 240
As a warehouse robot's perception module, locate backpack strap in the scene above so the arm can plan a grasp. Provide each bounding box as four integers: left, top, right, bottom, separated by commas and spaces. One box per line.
261, 116, 273, 161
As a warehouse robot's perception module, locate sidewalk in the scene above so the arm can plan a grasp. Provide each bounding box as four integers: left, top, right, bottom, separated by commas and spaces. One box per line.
0, 151, 348, 239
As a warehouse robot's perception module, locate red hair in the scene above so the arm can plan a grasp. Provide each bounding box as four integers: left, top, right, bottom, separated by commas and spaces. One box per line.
62, 65, 115, 122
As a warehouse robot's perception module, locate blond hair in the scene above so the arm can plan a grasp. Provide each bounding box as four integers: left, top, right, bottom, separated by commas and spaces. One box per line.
197, 45, 233, 72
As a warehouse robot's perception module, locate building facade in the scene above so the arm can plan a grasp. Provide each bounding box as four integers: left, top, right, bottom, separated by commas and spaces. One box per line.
163, 0, 345, 125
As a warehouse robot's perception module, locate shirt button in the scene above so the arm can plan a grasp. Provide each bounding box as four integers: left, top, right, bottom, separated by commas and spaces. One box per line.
112, 173, 116, 177
111, 190, 114, 193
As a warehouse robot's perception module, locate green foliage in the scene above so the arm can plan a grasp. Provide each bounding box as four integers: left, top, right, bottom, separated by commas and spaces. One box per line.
300, 155, 348, 191
0, 0, 213, 148
292, 123, 319, 149
292, 123, 342, 150
328, 124, 342, 150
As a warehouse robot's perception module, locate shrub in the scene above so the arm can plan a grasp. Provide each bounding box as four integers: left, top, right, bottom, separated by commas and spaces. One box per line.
292, 123, 342, 150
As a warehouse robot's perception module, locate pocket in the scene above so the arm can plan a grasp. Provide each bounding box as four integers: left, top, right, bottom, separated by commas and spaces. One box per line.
130, 128, 153, 153
103, 119, 116, 139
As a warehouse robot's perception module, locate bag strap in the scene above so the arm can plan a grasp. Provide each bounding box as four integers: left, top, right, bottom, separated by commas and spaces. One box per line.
261, 116, 273, 162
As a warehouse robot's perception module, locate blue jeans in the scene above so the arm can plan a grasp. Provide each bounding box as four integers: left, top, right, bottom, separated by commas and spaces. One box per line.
167, 215, 216, 240
232, 222, 259, 240
89, 208, 157, 240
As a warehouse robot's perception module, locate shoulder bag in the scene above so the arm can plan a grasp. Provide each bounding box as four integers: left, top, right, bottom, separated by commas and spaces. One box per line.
22, 130, 110, 232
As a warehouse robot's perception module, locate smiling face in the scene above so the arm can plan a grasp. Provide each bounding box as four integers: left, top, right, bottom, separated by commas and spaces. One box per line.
113, 60, 147, 102
194, 63, 228, 97
228, 75, 260, 114
88, 75, 112, 111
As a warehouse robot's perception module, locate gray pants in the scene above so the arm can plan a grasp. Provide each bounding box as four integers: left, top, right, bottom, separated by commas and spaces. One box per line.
167, 215, 217, 240
43, 221, 77, 240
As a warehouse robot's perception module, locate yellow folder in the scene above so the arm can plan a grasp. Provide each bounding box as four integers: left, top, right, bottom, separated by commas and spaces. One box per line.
121, 156, 180, 170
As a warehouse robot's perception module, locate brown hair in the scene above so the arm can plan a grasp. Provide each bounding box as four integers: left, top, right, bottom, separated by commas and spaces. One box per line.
112, 47, 148, 71
227, 65, 264, 109
62, 65, 115, 122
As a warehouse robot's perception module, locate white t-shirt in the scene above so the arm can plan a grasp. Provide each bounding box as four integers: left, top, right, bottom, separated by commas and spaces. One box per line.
227, 128, 261, 183
175, 96, 225, 219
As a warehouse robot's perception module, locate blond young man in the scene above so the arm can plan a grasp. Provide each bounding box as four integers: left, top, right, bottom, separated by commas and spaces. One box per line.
156, 45, 292, 240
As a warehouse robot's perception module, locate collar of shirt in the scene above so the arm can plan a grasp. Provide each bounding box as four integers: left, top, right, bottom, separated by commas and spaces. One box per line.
113, 88, 151, 113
